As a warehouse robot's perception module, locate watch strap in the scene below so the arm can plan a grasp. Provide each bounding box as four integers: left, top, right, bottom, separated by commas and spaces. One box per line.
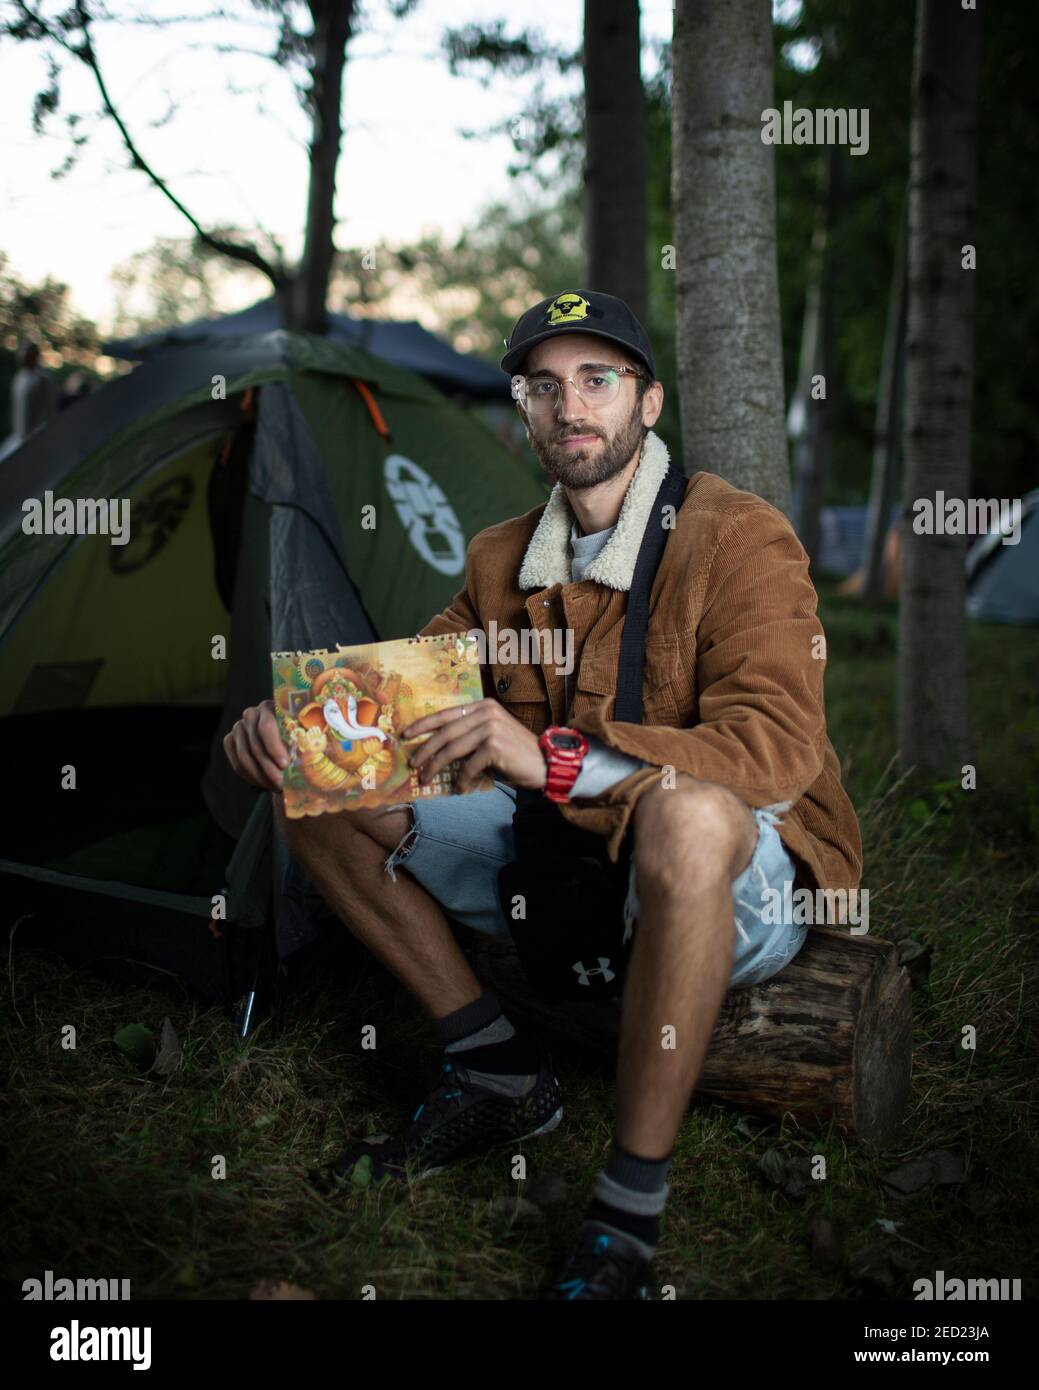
539, 726, 589, 803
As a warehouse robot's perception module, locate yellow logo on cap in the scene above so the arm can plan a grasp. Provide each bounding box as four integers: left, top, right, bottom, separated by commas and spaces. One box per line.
545, 293, 589, 325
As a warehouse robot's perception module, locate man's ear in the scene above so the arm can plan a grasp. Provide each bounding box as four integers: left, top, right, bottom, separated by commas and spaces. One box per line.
642, 380, 664, 430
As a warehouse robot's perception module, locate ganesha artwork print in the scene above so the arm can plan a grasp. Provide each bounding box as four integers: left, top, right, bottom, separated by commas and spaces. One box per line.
271, 632, 492, 819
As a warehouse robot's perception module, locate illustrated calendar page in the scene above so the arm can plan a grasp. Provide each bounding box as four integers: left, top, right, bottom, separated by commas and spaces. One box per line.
271, 632, 491, 819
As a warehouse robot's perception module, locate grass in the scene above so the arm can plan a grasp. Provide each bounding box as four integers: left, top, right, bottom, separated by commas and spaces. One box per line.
3, 588, 1038, 1301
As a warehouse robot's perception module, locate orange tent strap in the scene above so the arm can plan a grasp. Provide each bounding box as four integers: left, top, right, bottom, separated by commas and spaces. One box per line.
350, 378, 391, 441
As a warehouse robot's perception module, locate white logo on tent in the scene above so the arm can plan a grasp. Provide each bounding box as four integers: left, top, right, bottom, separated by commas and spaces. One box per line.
383, 454, 465, 576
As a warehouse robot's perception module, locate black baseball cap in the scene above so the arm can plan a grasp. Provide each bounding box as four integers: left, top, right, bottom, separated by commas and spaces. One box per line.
500, 289, 656, 380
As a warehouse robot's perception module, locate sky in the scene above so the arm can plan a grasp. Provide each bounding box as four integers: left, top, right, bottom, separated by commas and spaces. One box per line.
0, 0, 679, 333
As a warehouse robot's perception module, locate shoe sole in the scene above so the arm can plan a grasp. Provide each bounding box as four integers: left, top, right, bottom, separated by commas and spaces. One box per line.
416, 1103, 564, 1180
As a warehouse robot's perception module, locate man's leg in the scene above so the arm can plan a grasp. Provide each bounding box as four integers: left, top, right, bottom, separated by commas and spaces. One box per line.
274, 796, 484, 1017
274, 793, 561, 1182
615, 775, 758, 1156
574, 775, 758, 1267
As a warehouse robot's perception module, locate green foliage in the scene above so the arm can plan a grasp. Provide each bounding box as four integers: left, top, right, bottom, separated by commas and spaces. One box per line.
0, 251, 98, 355
331, 192, 584, 362
108, 234, 270, 341
112, 1022, 157, 1071
441, 20, 581, 183
442, 20, 566, 83
772, 0, 910, 505
773, 0, 1039, 502
0, 250, 101, 433
643, 47, 679, 452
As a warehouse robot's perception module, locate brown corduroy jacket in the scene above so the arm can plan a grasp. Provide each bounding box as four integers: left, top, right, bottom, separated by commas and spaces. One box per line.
417, 429, 862, 893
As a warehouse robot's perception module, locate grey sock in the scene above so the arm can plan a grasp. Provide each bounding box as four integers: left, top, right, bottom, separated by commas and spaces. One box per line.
438, 992, 539, 1098
433, 989, 504, 1046
594, 1169, 670, 1217
445, 1013, 516, 1053
446, 1018, 537, 1098
604, 1144, 673, 1198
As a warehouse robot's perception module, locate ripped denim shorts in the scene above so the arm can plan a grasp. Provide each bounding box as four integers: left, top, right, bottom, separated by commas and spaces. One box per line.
382, 782, 808, 990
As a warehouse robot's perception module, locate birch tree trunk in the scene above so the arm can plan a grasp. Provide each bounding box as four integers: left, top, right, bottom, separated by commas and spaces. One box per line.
583, 0, 647, 320
898, 0, 982, 775
672, 0, 790, 513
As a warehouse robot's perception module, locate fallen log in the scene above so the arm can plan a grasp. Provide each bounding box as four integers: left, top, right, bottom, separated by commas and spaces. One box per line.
472, 925, 912, 1151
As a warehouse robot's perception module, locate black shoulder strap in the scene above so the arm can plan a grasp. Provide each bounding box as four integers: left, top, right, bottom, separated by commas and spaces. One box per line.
613, 465, 688, 725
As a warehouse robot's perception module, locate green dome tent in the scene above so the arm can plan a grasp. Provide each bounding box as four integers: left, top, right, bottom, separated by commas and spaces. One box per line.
965, 488, 1039, 624
0, 331, 544, 1029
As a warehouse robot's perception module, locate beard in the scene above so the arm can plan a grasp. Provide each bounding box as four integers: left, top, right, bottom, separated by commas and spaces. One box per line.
527, 399, 646, 489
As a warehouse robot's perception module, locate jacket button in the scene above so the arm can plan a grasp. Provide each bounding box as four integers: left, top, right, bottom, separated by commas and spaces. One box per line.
542, 598, 551, 607
497, 676, 511, 694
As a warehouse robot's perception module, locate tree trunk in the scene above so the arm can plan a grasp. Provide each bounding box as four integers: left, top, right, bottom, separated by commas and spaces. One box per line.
672, 0, 790, 513
583, 0, 647, 321
898, 0, 982, 776
790, 151, 840, 569
474, 927, 912, 1151
862, 199, 908, 603
287, 0, 355, 334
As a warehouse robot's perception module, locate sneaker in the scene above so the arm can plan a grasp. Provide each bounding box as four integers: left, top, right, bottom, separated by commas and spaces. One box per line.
314, 1055, 563, 1190
544, 1228, 655, 1301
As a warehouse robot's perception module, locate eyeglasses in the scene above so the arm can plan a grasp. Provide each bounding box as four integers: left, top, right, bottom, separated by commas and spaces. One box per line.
511, 365, 646, 415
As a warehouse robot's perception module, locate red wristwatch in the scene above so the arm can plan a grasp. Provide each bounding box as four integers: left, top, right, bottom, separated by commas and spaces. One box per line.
538, 725, 590, 803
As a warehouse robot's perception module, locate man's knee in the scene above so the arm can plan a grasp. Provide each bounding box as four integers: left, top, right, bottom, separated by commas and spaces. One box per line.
347, 802, 415, 853
273, 794, 413, 858
632, 776, 756, 886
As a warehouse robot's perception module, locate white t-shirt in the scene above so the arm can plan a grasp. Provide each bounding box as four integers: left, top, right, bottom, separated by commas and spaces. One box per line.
11, 366, 57, 441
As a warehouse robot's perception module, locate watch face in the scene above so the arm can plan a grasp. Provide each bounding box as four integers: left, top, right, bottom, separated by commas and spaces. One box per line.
551, 732, 583, 751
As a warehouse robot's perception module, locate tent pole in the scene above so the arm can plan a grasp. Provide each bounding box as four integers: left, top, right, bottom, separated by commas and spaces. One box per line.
237, 989, 256, 1040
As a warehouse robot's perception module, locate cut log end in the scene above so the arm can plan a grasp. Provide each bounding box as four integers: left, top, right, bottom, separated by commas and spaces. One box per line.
852, 952, 914, 1151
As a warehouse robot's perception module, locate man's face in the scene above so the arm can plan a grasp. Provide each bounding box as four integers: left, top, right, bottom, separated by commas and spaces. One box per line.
519, 333, 660, 489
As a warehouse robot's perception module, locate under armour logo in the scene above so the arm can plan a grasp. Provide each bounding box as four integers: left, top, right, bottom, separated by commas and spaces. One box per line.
572, 957, 615, 986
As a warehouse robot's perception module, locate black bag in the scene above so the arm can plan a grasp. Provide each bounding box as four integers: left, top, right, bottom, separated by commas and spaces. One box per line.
496, 466, 688, 1000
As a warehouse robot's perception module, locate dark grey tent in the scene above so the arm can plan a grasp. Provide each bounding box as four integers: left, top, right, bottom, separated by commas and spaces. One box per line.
809, 504, 901, 577
787, 501, 901, 577
103, 297, 508, 400
0, 331, 544, 1029
966, 488, 1039, 624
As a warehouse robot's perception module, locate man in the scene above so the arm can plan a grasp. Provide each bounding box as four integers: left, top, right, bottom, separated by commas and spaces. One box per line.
10, 341, 56, 441
1, 340, 57, 462
224, 289, 863, 1300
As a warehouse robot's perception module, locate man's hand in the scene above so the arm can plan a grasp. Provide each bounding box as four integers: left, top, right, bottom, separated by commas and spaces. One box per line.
224, 698, 289, 792
402, 700, 548, 794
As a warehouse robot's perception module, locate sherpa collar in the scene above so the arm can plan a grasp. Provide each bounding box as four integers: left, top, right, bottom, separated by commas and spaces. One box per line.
517, 429, 673, 592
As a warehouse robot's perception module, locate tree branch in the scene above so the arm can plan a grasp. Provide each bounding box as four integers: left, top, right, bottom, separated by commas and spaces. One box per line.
13, 0, 286, 287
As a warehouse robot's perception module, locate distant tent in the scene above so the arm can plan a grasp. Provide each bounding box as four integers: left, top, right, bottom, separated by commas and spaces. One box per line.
838, 518, 902, 600
966, 488, 1039, 624
800, 504, 901, 578
789, 500, 902, 594
0, 331, 544, 1025
103, 297, 508, 400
